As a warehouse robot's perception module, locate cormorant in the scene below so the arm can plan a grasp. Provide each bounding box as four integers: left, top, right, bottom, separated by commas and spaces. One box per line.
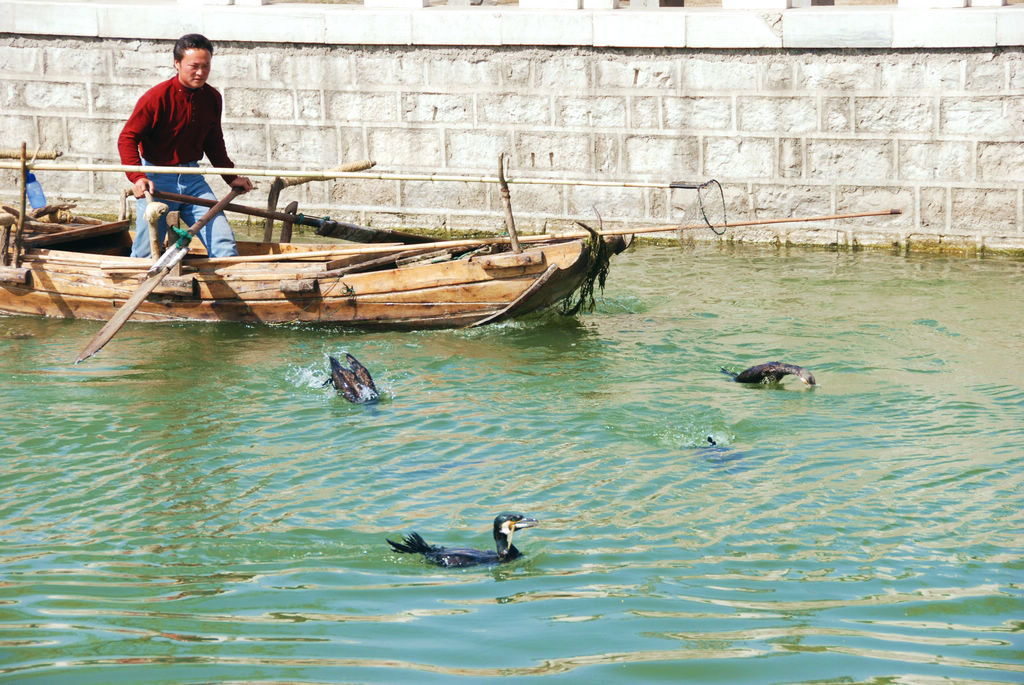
325, 353, 379, 403
721, 361, 817, 386
386, 513, 538, 568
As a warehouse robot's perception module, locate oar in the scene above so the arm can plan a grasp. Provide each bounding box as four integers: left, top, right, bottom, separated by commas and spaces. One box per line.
75, 188, 243, 363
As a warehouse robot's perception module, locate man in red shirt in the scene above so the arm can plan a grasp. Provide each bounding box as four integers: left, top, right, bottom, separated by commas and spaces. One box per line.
118, 34, 253, 258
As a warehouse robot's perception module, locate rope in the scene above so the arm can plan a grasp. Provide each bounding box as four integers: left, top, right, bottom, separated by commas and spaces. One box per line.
171, 225, 192, 249
294, 214, 330, 228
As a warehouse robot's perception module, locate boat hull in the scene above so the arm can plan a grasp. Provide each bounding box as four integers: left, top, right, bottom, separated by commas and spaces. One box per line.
0, 238, 595, 329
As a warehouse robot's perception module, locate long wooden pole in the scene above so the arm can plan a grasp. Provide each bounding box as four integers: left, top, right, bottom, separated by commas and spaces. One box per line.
150, 189, 435, 244
0, 213, 11, 267
13, 143, 28, 268
497, 153, 521, 253
185, 208, 903, 266
595, 208, 904, 239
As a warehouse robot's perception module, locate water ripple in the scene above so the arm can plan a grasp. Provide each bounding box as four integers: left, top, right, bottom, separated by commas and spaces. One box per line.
2, 248, 1023, 682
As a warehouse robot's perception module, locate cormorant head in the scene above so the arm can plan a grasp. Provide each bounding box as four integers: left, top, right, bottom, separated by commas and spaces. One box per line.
796, 368, 817, 386
776, 362, 816, 386
492, 512, 537, 557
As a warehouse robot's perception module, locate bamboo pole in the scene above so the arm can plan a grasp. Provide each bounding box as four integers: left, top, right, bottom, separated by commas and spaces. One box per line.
278, 159, 375, 189
0, 161, 681, 189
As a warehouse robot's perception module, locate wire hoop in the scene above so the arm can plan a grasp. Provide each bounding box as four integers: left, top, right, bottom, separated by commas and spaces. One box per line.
670, 179, 727, 236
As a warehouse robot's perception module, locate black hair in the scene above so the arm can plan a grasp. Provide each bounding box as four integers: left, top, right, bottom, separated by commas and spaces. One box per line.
173, 34, 214, 62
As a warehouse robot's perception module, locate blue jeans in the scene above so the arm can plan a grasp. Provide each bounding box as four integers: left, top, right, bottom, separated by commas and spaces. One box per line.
131, 160, 239, 258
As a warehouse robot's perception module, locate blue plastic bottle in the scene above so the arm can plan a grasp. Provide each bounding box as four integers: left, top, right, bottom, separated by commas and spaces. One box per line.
26, 172, 47, 209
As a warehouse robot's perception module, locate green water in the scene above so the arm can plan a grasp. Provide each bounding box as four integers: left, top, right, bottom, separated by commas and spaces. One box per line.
1, 245, 1022, 683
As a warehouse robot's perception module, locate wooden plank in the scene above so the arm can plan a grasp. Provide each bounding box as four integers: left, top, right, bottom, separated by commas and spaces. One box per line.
29, 248, 141, 265
396, 249, 453, 268
280, 278, 318, 295
151, 276, 197, 298
470, 251, 546, 269
0, 286, 498, 324
328, 242, 581, 297
192, 259, 326, 273
181, 241, 583, 300
235, 240, 400, 256
324, 246, 430, 271
470, 263, 560, 328
25, 219, 130, 248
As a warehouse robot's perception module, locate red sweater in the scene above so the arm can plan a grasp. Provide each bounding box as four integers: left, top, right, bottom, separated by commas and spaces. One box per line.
117, 77, 237, 184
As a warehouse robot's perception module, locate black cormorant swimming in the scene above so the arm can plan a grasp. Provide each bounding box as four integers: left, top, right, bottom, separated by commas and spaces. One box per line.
721, 361, 817, 386
387, 513, 538, 568
325, 353, 379, 403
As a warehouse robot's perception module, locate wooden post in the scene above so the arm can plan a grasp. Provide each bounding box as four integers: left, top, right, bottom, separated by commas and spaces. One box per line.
118, 187, 133, 222
279, 200, 299, 243
13, 143, 28, 268
263, 177, 284, 242
0, 213, 13, 267
143, 191, 168, 261
498, 152, 522, 253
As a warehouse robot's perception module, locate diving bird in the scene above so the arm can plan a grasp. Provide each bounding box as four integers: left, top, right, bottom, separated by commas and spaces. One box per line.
386, 513, 538, 568
721, 361, 817, 386
325, 353, 379, 403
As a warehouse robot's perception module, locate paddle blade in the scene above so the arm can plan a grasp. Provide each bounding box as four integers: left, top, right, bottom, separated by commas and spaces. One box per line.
74, 268, 169, 363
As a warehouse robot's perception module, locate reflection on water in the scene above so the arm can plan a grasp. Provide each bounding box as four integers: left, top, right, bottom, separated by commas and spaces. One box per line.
1, 246, 1023, 683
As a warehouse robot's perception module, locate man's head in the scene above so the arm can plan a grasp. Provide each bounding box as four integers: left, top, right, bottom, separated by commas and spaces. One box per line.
173, 34, 214, 90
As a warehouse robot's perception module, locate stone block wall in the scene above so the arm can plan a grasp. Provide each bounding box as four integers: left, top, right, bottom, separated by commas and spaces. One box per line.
2, 28, 1024, 251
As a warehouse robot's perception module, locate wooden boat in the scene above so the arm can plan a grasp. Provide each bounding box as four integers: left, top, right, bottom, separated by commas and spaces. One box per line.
0, 213, 628, 329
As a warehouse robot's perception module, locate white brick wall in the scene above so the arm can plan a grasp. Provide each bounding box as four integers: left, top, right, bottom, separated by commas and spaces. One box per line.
2, 3, 1024, 251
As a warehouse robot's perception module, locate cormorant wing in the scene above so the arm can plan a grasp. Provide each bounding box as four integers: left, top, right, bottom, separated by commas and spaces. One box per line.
428, 546, 501, 568
345, 353, 379, 400
328, 355, 361, 402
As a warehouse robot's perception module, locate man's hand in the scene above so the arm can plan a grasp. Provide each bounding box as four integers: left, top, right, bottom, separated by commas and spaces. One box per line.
132, 177, 154, 199
230, 176, 254, 194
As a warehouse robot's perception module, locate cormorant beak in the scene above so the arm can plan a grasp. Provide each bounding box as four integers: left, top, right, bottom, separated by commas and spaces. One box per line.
513, 517, 538, 530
